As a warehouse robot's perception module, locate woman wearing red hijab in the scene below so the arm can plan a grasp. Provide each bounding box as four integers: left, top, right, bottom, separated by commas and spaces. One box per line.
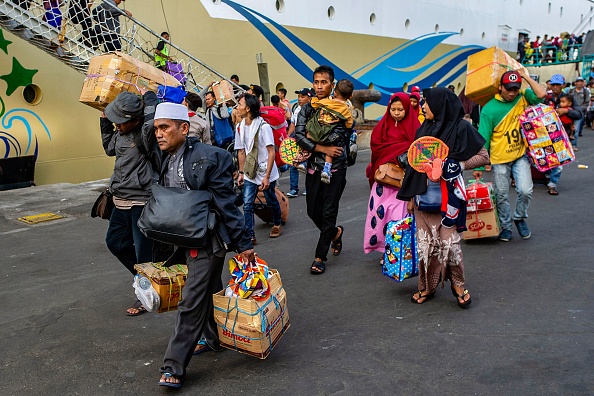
364, 92, 419, 256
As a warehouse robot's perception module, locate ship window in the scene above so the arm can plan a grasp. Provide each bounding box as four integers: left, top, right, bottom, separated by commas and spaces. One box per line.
460, 28, 464, 37
23, 84, 42, 105
403, 82, 409, 92
370, 13, 376, 25
560, 7, 563, 17
328, 6, 335, 20
548, 3, 551, 13
482, 32, 486, 40
212, 0, 221, 4
405, 19, 410, 30
434, 24, 439, 33
276, 0, 285, 13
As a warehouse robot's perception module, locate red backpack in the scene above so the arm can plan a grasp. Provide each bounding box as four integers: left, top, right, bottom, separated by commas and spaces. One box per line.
260, 106, 288, 167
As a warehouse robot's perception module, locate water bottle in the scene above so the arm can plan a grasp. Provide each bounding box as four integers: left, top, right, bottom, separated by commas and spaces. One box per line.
136, 275, 152, 290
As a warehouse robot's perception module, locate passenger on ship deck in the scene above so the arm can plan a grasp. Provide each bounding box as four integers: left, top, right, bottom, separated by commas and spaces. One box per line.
154, 31, 172, 70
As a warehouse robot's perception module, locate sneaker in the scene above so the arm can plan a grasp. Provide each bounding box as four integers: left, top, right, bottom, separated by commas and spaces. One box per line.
320, 171, 331, 184
269, 225, 282, 238
498, 229, 512, 242
296, 163, 307, 173
514, 220, 531, 239
573, 146, 579, 152
286, 189, 299, 198
302, 190, 307, 196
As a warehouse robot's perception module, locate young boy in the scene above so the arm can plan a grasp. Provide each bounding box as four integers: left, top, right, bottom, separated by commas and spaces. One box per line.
558, 93, 576, 141
301, 79, 354, 183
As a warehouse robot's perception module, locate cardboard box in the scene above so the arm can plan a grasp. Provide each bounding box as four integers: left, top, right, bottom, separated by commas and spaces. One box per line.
466, 46, 528, 106
463, 209, 500, 240
212, 79, 235, 105
466, 181, 495, 212
80, 52, 182, 110
134, 262, 187, 313
213, 269, 290, 359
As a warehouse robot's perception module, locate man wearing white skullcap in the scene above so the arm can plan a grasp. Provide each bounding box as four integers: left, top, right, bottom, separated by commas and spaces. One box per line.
151, 102, 254, 389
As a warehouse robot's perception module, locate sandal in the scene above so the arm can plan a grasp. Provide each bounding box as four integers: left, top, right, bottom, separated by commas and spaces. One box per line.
411, 290, 436, 304
548, 187, 558, 195
158, 372, 183, 388
126, 300, 147, 316
331, 226, 344, 256
193, 338, 213, 355
310, 260, 326, 274
451, 286, 472, 309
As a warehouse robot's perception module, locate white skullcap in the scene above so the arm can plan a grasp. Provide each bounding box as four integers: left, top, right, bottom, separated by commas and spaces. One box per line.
154, 102, 190, 122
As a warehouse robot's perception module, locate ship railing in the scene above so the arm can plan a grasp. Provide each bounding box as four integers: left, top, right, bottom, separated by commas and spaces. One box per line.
0, 0, 244, 99
520, 44, 582, 66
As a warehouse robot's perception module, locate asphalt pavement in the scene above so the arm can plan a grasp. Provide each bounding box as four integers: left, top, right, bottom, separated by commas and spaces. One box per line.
0, 135, 593, 396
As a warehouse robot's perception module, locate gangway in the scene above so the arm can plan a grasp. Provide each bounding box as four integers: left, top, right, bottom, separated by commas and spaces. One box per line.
0, 0, 243, 97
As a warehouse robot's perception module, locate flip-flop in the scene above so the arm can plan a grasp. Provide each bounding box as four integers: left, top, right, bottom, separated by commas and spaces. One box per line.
193, 339, 213, 356
126, 300, 147, 316
158, 372, 183, 388
310, 260, 326, 274
331, 226, 344, 256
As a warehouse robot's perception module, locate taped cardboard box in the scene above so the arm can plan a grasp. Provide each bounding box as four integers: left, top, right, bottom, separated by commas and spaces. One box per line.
466, 46, 528, 106
212, 269, 290, 359
212, 80, 235, 105
134, 262, 187, 313
463, 209, 500, 240
466, 181, 496, 212
80, 52, 182, 111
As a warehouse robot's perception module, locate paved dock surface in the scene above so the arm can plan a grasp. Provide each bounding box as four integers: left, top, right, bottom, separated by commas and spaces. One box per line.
0, 137, 593, 395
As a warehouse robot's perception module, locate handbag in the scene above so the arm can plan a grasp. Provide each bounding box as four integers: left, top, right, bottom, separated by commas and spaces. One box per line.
137, 184, 215, 248
374, 162, 405, 188
91, 188, 114, 220
415, 180, 442, 212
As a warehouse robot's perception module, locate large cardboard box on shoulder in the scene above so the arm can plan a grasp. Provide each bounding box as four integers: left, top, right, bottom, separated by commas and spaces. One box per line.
212, 269, 290, 359
80, 52, 182, 111
465, 46, 528, 106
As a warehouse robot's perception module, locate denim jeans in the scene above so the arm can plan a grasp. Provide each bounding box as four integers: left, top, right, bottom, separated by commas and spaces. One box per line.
105, 205, 154, 275
242, 180, 281, 238
546, 166, 563, 188
492, 156, 533, 232
289, 165, 299, 192
573, 116, 584, 146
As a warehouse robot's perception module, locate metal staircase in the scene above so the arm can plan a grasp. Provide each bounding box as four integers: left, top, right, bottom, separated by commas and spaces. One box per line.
0, 0, 241, 96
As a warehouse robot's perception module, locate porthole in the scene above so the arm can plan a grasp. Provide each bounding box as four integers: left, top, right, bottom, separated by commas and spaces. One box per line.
212, 0, 221, 4
402, 82, 409, 92
405, 19, 411, 30
23, 84, 42, 105
328, 6, 335, 20
370, 13, 376, 25
276, 0, 285, 12
460, 28, 464, 37
434, 24, 439, 33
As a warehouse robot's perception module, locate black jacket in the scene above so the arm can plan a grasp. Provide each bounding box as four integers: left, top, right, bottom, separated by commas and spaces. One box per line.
157, 137, 252, 254
100, 91, 159, 202
294, 102, 350, 171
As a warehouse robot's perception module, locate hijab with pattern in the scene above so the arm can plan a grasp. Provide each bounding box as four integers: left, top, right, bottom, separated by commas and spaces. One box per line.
397, 87, 485, 200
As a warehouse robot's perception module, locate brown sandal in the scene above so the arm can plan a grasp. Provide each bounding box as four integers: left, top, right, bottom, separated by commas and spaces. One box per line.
411, 290, 435, 304
548, 187, 558, 195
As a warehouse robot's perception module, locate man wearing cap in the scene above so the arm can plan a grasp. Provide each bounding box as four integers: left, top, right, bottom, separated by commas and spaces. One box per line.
285, 87, 313, 197
568, 76, 590, 142
474, 69, 545, 242
100, 90, 159, 316
149, 102, 254, 388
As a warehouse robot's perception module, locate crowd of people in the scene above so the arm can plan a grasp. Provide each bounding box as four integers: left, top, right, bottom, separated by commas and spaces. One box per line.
519, 32, 587, 64
97, 57, 587, 389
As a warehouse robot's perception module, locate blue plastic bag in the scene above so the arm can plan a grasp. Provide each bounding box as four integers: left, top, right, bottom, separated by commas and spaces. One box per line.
382, 216, 419, 282
157, 85, 187, 104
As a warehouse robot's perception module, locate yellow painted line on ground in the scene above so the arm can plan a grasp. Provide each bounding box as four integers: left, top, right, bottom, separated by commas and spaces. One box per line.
17, 213, 64, 224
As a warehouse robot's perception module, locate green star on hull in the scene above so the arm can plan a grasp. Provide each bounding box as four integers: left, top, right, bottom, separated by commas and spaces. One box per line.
1, 58, 38, 96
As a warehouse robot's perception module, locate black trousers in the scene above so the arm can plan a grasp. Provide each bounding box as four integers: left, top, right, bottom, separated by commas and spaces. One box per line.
160, 247, 225, 377
305, 168, 347, 262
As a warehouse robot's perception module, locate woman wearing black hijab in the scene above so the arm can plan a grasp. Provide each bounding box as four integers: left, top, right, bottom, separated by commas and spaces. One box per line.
397, 87, 489, 308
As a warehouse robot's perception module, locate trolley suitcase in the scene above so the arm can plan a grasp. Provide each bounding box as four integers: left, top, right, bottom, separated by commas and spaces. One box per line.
254, 188, 289, 225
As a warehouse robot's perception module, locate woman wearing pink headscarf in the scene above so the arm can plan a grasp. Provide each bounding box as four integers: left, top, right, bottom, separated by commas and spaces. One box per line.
364, 93, 419, 256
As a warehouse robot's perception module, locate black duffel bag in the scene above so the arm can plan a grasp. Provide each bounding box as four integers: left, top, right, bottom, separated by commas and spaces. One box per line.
137, 184, 215, 248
